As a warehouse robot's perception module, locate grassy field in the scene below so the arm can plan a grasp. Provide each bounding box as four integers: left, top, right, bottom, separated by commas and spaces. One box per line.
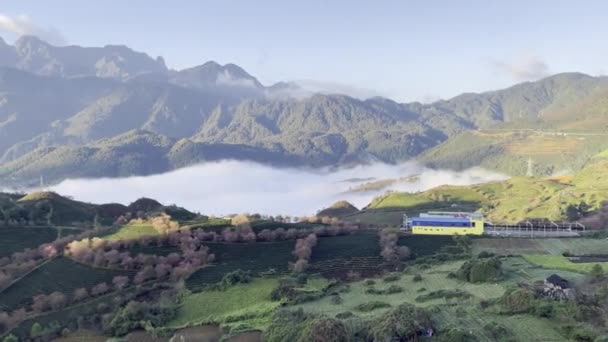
473, 237, 608, 256
294, 257, 583, 341
295, 260, 502, 318
172, 276, 330, 331
499, 257, 585, 285
102, 222, 158, 240
432, 305, 568, 342
361, 155, 608, 224
523, 254, 608, 274
180, 217, 232, 232
0, 257, 131, 312
419, 129, 608, 177
0, 226, 58, 257
170, 277, 280, 329
186, 241, 295, 291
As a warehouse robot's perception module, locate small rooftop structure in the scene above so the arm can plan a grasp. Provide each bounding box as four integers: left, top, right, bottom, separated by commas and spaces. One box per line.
545, 274, 571, 289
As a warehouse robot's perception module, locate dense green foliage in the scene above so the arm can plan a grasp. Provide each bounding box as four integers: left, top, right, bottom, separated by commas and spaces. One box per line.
263, 309, 348, 342
368, 303, 432, 342
106, 301, 177, 336
456, 257, 503, 283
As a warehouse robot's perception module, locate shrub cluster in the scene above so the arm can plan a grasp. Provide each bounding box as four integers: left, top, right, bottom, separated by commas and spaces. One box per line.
456, 257, 502, 283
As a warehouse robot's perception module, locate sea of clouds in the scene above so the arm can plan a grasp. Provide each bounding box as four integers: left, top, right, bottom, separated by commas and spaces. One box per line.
49, 161, 507, 217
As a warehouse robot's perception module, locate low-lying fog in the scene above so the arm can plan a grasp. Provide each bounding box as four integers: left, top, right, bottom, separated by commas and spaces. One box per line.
50, 161, 507, 216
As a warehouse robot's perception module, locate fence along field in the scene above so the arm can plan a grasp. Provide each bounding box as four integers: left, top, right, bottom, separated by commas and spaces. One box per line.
472, 238, 608, 256
0, 227, 59, 258
0, 257, 132, 312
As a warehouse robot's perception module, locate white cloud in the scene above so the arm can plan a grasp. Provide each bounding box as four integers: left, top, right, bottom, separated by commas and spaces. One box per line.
493, 55, 550, 82
216, 70, 258, 88
0, 14, 65, 45
48, 161, 507, 217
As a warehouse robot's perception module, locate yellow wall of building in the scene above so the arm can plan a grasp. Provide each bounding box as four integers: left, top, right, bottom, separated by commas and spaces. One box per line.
412, 217, 484, 236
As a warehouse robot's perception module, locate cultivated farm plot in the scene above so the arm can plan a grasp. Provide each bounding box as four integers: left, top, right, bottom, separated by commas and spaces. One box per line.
294, 257, 584, 327
0, 226, 58, 257
294, 260, 504, 319
127, 245, 180, 256
398, 235, 457, 257
102, 223, 158, 240
170, 277, 280, 329
522, 254, 608, 274
186, 241, 295, 291
433, 306, 567, 342
311, 231, 380, 262
10, 288, 133, 340
500, 257, 586, 284
473, 237, 608, 256
308, 231, 383, 278
249, 220, 320, 233
0, 257, 132, 312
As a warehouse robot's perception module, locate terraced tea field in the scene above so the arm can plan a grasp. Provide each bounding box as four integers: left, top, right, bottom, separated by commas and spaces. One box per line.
311, 231, 380, 262
0, 257, 132, 311
308, 231, 382, 278
186, 241, 295, 291
9, 289, 132, 339
0, 226, 58, 257
127, 245, 180, 256
398, 235, 457, 257
250, 220, 319, 233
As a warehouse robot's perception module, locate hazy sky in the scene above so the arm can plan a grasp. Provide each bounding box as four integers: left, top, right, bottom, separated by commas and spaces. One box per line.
1, 0, 607, 102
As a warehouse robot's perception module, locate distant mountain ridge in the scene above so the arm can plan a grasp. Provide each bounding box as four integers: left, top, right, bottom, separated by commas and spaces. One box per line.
1, 35, 607, 186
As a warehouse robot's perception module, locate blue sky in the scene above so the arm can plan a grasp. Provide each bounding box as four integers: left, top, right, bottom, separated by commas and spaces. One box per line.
1, 0, 607, 102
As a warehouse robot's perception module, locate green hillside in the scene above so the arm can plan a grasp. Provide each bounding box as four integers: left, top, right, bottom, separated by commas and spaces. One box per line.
3, 41, 608, 186
420, 129, 608, 176
364, 154, 608, 223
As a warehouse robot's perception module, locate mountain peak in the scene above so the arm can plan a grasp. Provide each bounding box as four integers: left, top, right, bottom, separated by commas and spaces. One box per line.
171, 60, 263, 92
14, 35, 50, 48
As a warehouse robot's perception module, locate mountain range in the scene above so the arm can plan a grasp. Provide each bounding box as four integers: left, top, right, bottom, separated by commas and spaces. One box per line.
1, 35, 608, 186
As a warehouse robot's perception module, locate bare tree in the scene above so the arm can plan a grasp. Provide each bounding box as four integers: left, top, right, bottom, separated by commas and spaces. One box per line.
73, 288, 89, 302
31, 294, 51, 313
48, 292, 67, 310
91, 282, 110, 296
112, 276, 130, 290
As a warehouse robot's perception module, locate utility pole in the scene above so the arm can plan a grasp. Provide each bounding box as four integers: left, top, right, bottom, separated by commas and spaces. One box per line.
526, 157, 533, 177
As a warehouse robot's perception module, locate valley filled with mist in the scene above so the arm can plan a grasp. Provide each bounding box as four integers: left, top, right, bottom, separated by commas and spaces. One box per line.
47, 161, 506, 216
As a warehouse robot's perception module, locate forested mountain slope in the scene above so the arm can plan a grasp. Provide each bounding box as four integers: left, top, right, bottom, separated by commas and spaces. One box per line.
1, 36, 608, 185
